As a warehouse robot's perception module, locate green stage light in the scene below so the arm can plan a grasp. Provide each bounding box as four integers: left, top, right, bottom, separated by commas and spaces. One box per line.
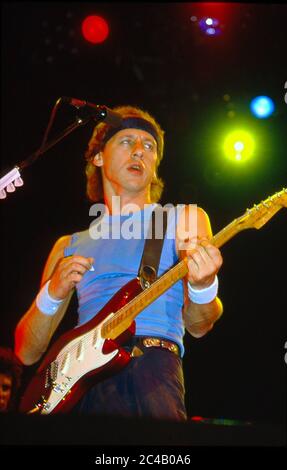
223, 130, 255, 163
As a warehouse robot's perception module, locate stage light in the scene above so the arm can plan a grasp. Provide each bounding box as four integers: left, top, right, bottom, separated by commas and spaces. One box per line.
198, 17, 221, 36
234, 141, 244, 152
81, 15, 109, 44
250, 96, 275, 119
205, 18, 214, 25
206, 27, 216, 36
223, 130, 255, 163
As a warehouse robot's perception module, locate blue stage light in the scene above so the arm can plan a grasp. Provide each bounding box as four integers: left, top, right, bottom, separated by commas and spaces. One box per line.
198, 17, 221, 36
250, 96, 275, 119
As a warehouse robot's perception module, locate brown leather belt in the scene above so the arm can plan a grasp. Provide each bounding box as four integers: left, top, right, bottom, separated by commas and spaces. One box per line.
129, 336, 180, 357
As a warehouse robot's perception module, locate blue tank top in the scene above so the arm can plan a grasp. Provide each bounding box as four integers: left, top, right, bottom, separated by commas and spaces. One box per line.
64, 203, 185, 356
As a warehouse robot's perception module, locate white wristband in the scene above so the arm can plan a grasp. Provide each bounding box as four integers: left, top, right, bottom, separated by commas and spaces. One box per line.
188, 275, 219, 304
36, 280, 64, 316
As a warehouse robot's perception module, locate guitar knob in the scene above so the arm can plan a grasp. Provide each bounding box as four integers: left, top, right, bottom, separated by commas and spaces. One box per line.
0, 189, 7, 199
6, 182, 15, 193
14, 176, 24, 187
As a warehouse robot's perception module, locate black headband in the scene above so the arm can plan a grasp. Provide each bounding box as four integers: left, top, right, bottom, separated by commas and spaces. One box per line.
102, 117, 160, 148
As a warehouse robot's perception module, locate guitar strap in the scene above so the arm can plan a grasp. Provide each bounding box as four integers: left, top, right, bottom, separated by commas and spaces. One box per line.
138, 205, 168, 290
49, 206, 169, 350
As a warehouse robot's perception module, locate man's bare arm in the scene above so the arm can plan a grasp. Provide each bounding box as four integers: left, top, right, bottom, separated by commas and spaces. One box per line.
183, 291, 223, 337
14, 235, 73, 365
176, 205, 223, 338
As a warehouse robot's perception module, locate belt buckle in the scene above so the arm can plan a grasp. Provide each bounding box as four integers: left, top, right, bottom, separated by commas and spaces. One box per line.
161, 340, 177, 354
143, 337, 160, 348
142, 337, 179, 356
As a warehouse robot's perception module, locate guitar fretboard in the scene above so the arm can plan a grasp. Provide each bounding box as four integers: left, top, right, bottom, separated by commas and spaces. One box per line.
100, 220, 241, 339
101, 189, 286, 340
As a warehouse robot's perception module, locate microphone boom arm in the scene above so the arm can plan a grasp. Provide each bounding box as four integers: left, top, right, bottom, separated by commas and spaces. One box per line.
0, 99, 119, 199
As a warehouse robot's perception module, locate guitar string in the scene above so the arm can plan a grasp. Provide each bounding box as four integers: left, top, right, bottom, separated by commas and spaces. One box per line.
99, 196, 283, 336
99, 218, 241, 334
102, 262, 186, 333
50, 261, 186, 370
96, 220, 233, 334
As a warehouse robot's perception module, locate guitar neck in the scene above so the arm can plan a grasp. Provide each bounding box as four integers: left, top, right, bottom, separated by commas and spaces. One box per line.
101, 192, 286, 340
101, 260, 188, 339
212, 218, 247, 248
101, 219, 243, 339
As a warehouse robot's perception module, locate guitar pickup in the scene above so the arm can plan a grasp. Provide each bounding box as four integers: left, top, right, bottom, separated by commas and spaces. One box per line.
45, 361, 58, 388
76, 340, 85, 361
60, 352, 71, 375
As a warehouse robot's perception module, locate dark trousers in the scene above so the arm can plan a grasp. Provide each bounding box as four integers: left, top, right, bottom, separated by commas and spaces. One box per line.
74, 346, 187, 421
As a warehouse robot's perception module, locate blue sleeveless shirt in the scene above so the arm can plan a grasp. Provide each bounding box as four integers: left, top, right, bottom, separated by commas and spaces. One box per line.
64, 203, 185, 357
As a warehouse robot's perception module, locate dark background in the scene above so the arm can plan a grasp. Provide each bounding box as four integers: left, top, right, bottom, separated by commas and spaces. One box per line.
1, 2, 286, 432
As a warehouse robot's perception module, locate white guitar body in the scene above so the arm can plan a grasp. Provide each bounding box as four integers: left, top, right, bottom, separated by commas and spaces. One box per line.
40, 327, 119, 414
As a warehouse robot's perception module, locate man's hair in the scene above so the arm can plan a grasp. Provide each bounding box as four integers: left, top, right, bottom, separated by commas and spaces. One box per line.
0, 347, 23, 410
85, 105, 165, 203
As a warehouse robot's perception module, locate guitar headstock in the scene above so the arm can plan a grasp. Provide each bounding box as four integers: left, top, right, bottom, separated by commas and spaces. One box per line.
0, 167, 24, 199
234, 188, 287, 231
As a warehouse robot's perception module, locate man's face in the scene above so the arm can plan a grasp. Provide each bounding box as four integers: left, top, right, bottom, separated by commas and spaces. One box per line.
0, 373, 13, 412
94, 128, 158, 196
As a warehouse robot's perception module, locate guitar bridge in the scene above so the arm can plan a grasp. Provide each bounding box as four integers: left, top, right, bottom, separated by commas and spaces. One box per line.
52, 382, 65, 394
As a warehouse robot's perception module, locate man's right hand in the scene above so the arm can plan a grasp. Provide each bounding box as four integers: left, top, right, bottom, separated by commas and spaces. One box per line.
48, 255, 94, 300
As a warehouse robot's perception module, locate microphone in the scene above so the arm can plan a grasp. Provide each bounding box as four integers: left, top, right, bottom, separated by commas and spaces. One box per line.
62, 96, 122, 127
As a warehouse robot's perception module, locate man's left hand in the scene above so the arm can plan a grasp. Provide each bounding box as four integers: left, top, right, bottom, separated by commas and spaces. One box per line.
186, 237, 223, 290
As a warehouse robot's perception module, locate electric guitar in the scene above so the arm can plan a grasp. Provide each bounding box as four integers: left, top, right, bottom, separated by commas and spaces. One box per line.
19, 188, 287, 414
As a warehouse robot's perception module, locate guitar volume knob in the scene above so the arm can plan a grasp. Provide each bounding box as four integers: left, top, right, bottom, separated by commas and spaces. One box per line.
14, 176, 24, 187
6, 183, 16, 193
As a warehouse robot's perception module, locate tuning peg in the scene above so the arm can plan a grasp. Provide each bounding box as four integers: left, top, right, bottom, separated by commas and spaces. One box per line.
0, 189, 7, 199
14, 176, 24, 187
6, 182, 16, 193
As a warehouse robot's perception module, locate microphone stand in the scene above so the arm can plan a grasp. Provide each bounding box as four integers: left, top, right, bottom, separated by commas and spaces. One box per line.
0, 101, 113, 199
18, 116, 89, 171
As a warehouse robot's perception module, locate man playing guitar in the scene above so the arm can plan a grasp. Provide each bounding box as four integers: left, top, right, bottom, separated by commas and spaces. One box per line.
15, 105, 223, 420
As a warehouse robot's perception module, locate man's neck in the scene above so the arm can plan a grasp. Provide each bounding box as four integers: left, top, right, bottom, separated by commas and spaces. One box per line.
103, 191, 152, 215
